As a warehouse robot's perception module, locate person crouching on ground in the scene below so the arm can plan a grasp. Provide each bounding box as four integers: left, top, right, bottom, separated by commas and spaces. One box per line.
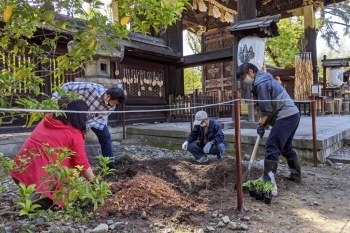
10, 98, 94, 209
236, 63, 301, 197
52, 82, 126, 170
182, 110, 226, 163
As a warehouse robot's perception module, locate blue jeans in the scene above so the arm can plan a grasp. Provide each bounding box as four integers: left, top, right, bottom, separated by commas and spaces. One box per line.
91, 125, 114, 159
187, 142, 226, 160
265, 113, 300, 161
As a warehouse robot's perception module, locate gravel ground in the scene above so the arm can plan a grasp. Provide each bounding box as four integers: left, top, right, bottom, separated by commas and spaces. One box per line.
1, 140, 350, 233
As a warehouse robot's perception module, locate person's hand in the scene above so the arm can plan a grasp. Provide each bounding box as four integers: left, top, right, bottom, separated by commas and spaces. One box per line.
203, 142, 212, 154
182, 141, 188, 150
257, 125, 265, 138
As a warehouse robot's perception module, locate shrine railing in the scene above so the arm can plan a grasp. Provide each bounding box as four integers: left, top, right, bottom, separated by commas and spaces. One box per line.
167, 90, 233, 122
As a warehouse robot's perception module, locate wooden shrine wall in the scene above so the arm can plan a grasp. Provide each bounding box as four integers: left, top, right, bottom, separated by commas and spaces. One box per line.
202, 27, 233, 95
109, 55, 168, 126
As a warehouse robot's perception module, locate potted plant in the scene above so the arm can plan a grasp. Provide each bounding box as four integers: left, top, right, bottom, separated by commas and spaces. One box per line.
254, 180, 264, 200
243, 180, 255, 197
263, 181, 275, 204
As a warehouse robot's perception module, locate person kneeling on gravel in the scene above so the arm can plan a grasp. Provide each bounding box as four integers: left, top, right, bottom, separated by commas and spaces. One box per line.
182, 110, 226, 163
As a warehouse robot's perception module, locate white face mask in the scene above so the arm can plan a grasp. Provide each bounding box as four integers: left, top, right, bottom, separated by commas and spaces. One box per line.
199, 120, 207, 127
244, 76, 254, 85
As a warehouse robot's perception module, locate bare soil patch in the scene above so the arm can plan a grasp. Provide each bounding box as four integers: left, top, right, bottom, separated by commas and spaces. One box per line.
92, 156, 350, 232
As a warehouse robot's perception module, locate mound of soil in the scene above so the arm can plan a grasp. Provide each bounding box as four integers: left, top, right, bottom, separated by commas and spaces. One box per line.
95, 157, 258, 224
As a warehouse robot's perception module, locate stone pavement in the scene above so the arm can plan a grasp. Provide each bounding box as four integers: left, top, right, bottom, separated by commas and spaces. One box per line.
126, 115, 350, 163
1, 115, 350, 163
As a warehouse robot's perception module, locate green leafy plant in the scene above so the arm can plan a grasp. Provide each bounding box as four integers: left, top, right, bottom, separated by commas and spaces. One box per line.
263, 181, 275, 197
0, 146, 113, 223
0, 153, 14, 193
98, 155, 117, 176
243, 180, 254, 190
253, 179, 264, 193
13, 184, 43, 220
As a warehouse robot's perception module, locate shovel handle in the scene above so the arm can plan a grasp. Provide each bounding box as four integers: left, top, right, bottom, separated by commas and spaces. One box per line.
247, 135, 261, 171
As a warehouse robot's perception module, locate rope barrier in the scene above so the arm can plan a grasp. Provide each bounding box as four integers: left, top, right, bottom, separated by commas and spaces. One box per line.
0, 98, 316, 114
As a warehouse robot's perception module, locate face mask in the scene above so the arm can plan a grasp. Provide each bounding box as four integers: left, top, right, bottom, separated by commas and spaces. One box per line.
199, 122, 207, 127
244, 76, 254, 85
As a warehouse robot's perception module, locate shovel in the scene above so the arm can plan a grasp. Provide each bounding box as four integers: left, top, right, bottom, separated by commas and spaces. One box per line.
235, 135, 261, 189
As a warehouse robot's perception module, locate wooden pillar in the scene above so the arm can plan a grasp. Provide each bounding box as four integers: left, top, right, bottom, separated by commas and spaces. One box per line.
161, 19, 184, 97
323, 55, 327, 96
237, 0, 256, 20
304, 5, 318, 84
233, 0, 257, 122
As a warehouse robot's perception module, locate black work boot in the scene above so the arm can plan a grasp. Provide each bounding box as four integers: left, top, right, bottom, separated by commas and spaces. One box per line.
261, 159, 278, 196
285, 157, 301, 182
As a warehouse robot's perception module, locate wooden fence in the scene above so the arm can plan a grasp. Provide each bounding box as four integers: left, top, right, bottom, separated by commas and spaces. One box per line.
168, 90, 233, 122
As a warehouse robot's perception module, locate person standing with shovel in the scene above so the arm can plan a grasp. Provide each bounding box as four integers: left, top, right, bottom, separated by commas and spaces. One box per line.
237, 63, 301, 196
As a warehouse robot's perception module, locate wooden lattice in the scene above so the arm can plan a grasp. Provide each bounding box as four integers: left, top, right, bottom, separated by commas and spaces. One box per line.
203, 27, 234, 93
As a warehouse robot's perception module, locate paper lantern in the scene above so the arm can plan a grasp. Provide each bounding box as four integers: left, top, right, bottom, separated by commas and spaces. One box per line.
328, 67, 343, 87
238, 36, 265, 70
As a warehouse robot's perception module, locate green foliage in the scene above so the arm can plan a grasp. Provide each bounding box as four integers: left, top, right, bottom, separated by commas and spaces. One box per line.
13, 184, 43, 220
0, 153, 14, 193
317, 2, 350, 50
265, 17, 304, 68
98, 155, 117, 176
242, 180, 254, 190
0, 147, 114, 222
185, 30, 201, 54
252, 179, 264, 193
263, 181, 275, 197
0, 0, 188, 126
184, 67, 202, 94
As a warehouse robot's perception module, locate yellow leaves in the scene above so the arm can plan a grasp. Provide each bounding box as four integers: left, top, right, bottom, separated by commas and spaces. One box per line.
3, 5, 14, 23
75, 165, 84, 171
120, 16, 130, 26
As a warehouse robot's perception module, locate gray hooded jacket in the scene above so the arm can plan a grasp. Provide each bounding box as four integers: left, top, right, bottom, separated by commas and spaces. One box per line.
252, 71, 299, 126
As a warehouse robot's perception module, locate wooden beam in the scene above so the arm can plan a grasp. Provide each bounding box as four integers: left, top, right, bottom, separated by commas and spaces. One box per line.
268, 67, 295, 77
176, 47, 233, 68
257, 0, 345, 17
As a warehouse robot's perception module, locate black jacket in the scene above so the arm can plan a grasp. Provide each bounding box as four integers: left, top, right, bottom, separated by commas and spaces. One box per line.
186, 119, 225, 147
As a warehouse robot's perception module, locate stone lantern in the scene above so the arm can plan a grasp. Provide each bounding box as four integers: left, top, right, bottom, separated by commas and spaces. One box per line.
67, 37, 125, 89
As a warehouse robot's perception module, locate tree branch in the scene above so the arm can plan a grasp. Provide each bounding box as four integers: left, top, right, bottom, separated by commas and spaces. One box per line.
325, 21, 350, 28
265, 47, 281, 67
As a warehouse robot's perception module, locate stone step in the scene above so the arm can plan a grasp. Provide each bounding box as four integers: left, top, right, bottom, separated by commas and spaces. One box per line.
327, 156, 350, 164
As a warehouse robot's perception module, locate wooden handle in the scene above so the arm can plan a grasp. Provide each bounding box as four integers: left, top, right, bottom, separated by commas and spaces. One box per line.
247, 135, 261, 171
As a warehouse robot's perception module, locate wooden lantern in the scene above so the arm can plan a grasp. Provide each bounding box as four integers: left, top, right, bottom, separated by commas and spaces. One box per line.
237, 36, 265, 70
328, 67, 343, 87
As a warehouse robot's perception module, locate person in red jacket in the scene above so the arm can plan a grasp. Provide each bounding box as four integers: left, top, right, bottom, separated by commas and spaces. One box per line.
10, 98, 94, 208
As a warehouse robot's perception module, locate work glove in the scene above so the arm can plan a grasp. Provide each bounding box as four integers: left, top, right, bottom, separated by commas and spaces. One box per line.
182, 141, 188, 150
203, 142, 212, 154
257, 125, 265, 138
